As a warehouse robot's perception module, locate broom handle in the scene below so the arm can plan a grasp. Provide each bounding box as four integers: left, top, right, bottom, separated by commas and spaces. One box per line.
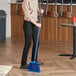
34, 4, 43, 61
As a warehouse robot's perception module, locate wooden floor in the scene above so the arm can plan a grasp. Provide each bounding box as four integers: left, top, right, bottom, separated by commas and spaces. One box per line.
0, 38, 76, 76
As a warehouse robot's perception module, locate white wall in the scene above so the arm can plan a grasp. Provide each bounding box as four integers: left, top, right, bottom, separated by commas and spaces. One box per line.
0, 0, 11, 38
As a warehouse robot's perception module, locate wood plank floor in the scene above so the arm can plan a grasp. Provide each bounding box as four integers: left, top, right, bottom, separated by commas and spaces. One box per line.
0, 38, 76, 76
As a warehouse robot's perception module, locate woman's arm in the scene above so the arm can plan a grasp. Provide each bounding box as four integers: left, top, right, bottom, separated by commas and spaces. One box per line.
30, 9, 44, 28
30, 19, 41, 28
37, 4, 44, 16
30, 4, 44, 28
22, 0, 42, 28
22, 0, 33, 21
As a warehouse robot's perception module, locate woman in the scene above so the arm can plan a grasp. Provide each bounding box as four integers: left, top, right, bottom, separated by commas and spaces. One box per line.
20, 0, 44, 69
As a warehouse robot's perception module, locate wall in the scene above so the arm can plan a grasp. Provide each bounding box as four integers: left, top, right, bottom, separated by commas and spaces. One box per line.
0, 0, 11, 38
11, 4, 75, 42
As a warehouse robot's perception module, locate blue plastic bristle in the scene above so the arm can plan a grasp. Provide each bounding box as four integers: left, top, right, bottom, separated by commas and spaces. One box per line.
28, 61, 40, 73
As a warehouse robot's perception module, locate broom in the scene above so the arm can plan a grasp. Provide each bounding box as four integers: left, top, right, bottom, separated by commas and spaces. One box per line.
27, 0, 44, 73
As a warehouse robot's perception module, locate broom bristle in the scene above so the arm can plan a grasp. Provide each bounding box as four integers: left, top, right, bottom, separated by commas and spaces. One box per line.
28, 61, 40, 73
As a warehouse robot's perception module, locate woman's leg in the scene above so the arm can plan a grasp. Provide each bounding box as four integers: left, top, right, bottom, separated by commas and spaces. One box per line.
21, 20, 32, 65
31, 23, 39, 61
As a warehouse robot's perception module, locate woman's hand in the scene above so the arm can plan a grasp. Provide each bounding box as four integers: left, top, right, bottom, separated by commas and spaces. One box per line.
40, 9, 44, 14
30, 19, 41, 28
35, 23, 41, 28
38, 9, 44, 16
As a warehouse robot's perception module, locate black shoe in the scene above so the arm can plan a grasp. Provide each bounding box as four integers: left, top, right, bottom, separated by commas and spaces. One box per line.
37, 61, 44, 66
20, 64, 28, 69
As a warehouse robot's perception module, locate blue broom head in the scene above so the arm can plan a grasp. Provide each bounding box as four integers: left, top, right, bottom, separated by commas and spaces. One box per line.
28, 61, 40, 73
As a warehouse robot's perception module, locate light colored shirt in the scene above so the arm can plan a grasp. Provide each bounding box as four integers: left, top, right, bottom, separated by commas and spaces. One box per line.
22, 0, 39, 22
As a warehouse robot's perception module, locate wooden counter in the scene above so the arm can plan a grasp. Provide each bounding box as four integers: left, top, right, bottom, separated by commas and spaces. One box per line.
11, 4, 76, 42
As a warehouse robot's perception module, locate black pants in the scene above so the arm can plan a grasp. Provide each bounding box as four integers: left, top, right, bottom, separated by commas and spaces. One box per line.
21, 20, 39, 65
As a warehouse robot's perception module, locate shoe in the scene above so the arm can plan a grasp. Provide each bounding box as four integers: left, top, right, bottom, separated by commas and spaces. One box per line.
37, 61, 44, 66
20, 64, 28, 69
